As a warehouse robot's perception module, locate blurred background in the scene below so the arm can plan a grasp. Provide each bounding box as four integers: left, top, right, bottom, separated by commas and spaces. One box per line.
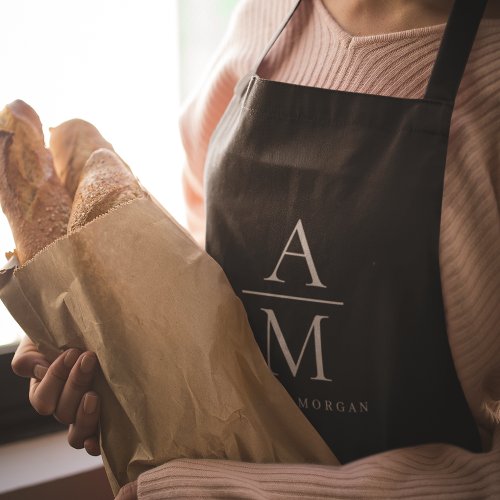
0, 0, 238, 349
0, 1, 238, 498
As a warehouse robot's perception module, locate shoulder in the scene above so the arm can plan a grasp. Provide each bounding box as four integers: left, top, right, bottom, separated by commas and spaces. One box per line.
450, 20, 500, 204
179, 0, 299, 132
222, 0, 299, 74
458, 20, 500, 121
230, 0, 298, 32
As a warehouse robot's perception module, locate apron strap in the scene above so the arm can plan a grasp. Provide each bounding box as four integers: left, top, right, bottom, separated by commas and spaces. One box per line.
424, 0, 487, 103
240, 0, 487, 103
235, 0, 302, 96
251, 0, 302, 76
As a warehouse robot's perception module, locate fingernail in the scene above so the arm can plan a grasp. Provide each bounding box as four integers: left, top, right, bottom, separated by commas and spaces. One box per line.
64, 349, 80, 368
84, 393, 98, 415
34, 364, 48, 380
80, 353, 97, 374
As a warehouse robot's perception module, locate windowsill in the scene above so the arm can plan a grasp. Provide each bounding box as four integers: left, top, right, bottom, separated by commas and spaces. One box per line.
0, 341, 20, 355
0, 431, 104, 495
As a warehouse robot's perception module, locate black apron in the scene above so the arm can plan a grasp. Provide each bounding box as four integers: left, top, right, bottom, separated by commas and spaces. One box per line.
204, 0, 485, 463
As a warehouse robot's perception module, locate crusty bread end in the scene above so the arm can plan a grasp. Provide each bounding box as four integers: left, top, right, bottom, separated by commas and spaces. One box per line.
0, 101, 72, 263
69, 148, 145, 232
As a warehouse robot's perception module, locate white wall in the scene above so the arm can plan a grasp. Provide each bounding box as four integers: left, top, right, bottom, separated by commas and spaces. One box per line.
0, 0, 183, 346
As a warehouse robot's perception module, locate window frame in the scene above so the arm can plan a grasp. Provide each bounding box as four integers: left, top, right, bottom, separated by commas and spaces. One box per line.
0, 0, 240, 447
0, 342, 65, 446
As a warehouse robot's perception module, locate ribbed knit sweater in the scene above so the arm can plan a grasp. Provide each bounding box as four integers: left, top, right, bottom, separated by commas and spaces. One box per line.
138, 0, 500, 497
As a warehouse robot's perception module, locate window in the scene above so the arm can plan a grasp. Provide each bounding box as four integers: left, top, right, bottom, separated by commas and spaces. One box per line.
0, 0, 239, 350
0, 0, 239, 443
0, 0, 184, 349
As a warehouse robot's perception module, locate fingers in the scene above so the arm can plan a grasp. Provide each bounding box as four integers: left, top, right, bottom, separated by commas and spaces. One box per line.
11, 336, 50, 378
55, 352, 98, 424
115, 480, 138, 500
29, 348, 81, 415
67, 391, 100, 453
13, 339, 101, 458
84, 436, 101, 457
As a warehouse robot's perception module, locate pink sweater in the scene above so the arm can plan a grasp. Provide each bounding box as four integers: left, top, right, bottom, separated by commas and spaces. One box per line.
138, 0, 500, 497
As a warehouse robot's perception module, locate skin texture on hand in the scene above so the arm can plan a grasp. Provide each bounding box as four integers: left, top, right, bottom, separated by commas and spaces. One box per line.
11, 336, 101, 456
115, 480, 138, 500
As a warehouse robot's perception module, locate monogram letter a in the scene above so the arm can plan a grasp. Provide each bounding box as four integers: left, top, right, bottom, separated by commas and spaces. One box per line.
264, 219, 326, 288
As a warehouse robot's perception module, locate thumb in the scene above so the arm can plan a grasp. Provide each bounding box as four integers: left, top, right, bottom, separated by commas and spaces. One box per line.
115, 480, 138, 500
11, 336, 50, 379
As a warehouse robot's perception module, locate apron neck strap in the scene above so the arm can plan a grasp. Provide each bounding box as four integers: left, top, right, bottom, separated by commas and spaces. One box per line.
425, 0, 487, 103
247, 0, 487, 103
250, 0, 303, 78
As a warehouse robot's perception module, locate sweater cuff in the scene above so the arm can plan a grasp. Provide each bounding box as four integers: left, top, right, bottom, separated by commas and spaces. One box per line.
137, 440, 500, 499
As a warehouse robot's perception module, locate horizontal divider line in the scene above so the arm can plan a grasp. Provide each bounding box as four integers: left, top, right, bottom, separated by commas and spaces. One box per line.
241, 289, 344, 306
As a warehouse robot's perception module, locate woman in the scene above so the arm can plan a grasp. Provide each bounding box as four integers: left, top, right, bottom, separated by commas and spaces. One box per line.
13, 0, 500, 498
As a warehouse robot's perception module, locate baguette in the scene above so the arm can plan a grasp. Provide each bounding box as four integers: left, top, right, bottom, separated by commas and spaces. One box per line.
68, 148, 145, 232
0, 101, 72, 264
49, 119, 114, 198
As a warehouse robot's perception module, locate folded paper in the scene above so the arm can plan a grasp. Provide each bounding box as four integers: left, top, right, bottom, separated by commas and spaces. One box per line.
0, 195, 337, 494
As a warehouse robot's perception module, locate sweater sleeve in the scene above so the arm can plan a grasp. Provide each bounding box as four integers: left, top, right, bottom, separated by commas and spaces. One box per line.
137, 426, 500, 499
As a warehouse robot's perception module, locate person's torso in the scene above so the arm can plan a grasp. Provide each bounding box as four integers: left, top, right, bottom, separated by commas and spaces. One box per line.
201, 0, 495, 461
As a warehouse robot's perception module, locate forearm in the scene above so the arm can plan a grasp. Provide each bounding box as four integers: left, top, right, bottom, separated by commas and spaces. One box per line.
138, 426, 500, 499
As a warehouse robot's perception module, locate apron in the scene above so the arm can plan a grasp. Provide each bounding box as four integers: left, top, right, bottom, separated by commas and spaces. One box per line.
204, 0, 485, 463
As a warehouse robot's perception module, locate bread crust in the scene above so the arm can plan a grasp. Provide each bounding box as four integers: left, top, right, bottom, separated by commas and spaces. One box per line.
0, 104, 144, 258
0, 101, 72, 263
49, 119, 114, 198
68, 148, 145, 232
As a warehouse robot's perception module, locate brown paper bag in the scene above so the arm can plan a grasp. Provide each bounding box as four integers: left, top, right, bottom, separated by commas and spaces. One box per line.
0, 194, 337, 493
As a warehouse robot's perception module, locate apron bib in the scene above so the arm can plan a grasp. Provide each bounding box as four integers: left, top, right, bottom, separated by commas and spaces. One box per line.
204, 0, 485, 463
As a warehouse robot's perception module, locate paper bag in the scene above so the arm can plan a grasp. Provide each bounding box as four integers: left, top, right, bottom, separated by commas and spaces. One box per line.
0, 195, 338, 493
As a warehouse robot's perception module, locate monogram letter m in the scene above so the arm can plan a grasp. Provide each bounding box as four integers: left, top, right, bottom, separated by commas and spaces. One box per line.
262, 308, 332, 382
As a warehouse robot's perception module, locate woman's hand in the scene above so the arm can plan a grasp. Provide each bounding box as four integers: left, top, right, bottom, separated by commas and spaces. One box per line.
115, 480, 138, 500
11, 336, 101, 456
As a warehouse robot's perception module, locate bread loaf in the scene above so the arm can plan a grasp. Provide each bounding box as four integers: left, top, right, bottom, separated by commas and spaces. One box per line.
0, 102, 145, 255
49, 119, 115, 198
68, 148, 145, 232
0, 101, 72, 264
